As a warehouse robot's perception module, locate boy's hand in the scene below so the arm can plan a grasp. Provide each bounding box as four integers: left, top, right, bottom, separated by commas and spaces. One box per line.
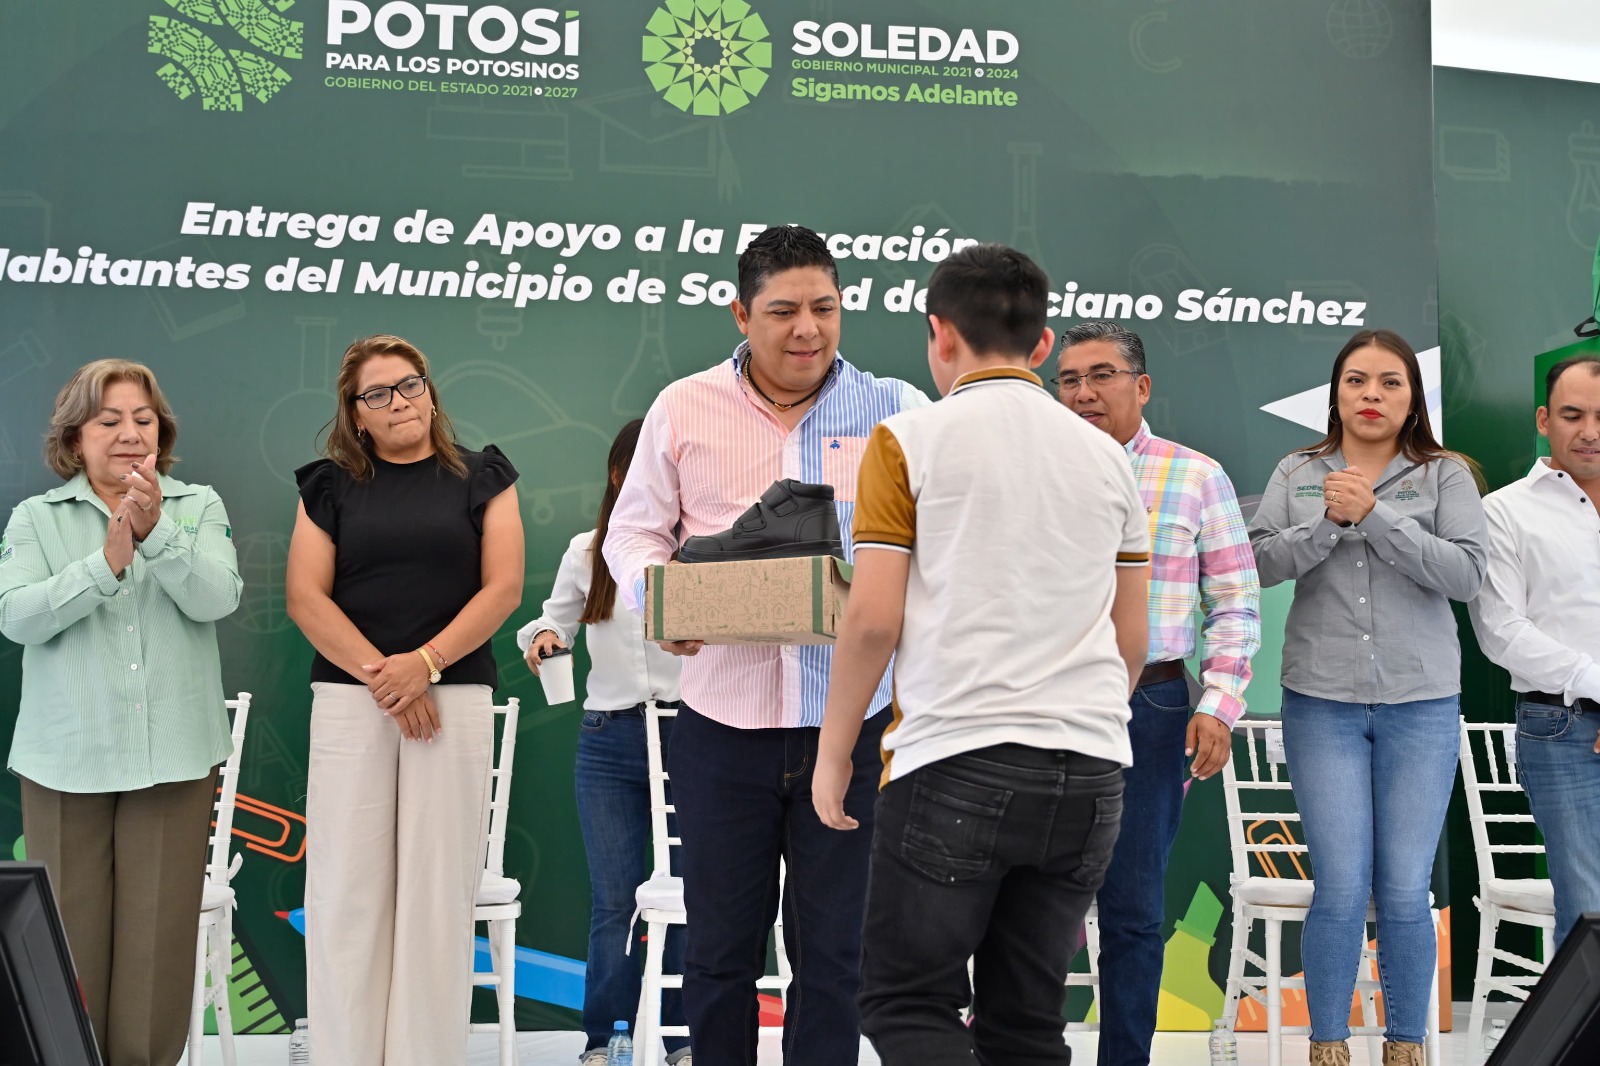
812, 751, 858, 830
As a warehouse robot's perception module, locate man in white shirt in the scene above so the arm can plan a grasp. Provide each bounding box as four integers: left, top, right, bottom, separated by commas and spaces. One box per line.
1469, 354, 1600, 945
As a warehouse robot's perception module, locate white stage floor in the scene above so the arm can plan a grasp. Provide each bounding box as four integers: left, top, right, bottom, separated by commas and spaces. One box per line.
195, 1003, 1510, 1066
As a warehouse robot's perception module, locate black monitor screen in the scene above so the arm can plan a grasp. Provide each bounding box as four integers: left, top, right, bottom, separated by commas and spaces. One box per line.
0, 861, 100, 1066
1488, 912, 1600, 1066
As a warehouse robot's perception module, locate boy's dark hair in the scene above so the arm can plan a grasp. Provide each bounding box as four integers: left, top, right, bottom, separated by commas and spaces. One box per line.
737, 225, 839, 307
1545, 354, 1600, 403
925, 243, 1050, 357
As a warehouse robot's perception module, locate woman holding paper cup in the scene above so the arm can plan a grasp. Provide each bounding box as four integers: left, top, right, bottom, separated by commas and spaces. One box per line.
286, 334, 523, 1066
1248, 329, 1485, 1066
517, 418, 690, 1066
0, 358, 241, 1066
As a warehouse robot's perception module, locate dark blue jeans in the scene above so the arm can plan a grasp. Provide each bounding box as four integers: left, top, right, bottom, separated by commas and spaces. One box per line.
668, 704, 890, 1066
1514, 696, 1600, 946
858, 743, 1125, 1065
1095, 677, 1191, 1066
575, 707, 687, 1053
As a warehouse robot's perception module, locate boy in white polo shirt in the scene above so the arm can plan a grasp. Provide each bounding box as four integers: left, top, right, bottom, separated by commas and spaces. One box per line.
813, 243, 1151, 1064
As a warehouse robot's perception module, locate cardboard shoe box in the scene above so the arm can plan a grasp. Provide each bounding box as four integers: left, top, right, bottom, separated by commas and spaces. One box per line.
645, 556, 853, 645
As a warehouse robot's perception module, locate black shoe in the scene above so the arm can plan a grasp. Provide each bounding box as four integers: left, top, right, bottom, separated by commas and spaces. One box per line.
677, 479, 842, 563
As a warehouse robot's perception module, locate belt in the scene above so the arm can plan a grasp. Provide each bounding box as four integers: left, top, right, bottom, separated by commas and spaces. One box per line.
1520, 692, 1599, 714
596, 699, 682, 718
1137, 660, 1184, 689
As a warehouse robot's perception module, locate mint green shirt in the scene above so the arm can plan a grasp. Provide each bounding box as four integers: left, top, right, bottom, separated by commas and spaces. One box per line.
0, 472, 241, 793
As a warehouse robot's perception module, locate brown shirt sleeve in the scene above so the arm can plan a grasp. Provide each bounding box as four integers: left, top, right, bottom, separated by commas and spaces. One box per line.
852, 423, 915, 552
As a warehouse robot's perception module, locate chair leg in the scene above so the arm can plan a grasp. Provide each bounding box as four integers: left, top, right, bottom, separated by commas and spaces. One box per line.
1266, 918, 1283, 1066
1359, 972, 1382, 1064
635, 920, 667, 1066
1221, 906, 1250, 1030
494, 918, 518, 1066
1085, 905, 1102, 1028
1468, 906, 1498, 1053
215, 911, 237, 1066
187, 918, 208, 1066
1425, 909, 1442, 1066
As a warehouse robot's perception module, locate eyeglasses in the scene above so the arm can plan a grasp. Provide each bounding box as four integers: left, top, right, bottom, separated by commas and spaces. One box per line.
354, 375, 428, 410
1050, 369, 1142, 393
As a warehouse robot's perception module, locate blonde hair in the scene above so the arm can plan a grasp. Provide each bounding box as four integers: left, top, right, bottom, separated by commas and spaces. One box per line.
323, 335, 466, 481
44, 360, 178, 480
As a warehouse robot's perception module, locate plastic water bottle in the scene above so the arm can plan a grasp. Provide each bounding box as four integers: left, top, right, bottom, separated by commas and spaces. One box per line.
1484, 1017, 1508, 1052
606, 1020, 633, 1066
1208, 1019, 1238, 1064
288, 1018, 310, 1064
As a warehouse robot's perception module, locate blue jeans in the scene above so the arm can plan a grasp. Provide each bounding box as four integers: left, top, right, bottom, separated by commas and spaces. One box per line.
1279, 689, 1458, 1045
669, 704, 890, 1066
575, 707, 688, 1054
1095, 676, 1191, 1066
1514, 696, 1600, 946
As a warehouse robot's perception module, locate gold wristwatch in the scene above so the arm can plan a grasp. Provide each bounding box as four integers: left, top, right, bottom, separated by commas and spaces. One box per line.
417, 647, 442, 684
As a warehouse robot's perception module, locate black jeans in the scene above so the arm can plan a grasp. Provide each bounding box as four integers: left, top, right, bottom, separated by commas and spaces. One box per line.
669, 703, 891, 1066
859, 744, 1125, 1065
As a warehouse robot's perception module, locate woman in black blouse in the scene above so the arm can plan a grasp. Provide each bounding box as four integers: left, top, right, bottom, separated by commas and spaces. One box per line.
286, 334, 524, 1066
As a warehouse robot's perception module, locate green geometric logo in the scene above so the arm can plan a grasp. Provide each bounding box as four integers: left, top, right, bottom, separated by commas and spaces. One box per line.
642, 0, 771, 116
149, 0, 304, 112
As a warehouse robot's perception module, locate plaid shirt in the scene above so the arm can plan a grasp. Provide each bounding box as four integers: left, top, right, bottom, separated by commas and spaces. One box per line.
1125, 421, 1261, 724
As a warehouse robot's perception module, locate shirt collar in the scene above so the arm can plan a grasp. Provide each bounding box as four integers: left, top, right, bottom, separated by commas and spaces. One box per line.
1317, 448, 1412, 483
1124, 419, 1153, 457
41, 469, 198, 504
1527, 456, 1589, 492
949, 366, 1042, 395
728, 341, 845, 403
41, 472, 96, 504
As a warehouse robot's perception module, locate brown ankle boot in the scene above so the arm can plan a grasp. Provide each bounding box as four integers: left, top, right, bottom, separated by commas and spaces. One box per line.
1310, 1041, 1350, 1066
1382, 1042, 1424, 1066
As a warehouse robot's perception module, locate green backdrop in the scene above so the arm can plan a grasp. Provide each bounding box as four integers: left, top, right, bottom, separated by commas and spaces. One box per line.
1434, 64, 1600, 999
1, 0, 1439, 1030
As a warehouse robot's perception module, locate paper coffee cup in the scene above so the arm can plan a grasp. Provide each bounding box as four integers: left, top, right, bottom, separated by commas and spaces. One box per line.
538, 648, 576, 705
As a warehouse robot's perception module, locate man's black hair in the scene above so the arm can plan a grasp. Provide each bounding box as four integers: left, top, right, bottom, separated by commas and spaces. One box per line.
737, 225, 840, 307
925, 243, 1049, 357
1545, 354, 1600, 402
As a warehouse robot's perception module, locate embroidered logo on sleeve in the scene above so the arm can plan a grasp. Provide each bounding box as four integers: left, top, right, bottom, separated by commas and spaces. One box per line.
0, 537, 12, 564
224, 525, 232, 539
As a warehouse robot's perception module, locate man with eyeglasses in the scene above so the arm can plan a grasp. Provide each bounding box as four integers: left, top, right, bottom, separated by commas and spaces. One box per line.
1055, 320, 1260, 1066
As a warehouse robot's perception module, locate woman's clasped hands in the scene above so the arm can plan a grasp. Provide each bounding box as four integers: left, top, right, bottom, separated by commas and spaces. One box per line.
363, 650, 443, 742
1323, 465, 1377, 525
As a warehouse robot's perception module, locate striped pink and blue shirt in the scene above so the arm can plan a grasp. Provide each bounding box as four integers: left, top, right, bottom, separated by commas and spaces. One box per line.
1125, 421, 1261, 725
604, 345, 928, 729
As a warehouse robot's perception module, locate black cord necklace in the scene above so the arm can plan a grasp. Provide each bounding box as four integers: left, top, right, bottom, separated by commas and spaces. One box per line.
743, 354, 829, 411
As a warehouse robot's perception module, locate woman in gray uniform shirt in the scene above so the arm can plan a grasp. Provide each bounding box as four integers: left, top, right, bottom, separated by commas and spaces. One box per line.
1248, 329, 1486, 1066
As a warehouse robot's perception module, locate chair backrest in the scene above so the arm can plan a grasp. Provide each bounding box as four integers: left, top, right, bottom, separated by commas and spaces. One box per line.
643, 700, 678, 878
482, 698, 521, 880
207, 693, 252, 886
1220, 718, 1310, 886
1457, 720, 1542, 887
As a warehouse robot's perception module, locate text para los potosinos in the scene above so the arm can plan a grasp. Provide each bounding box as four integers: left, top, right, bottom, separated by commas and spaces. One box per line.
0, 202, 1369, 326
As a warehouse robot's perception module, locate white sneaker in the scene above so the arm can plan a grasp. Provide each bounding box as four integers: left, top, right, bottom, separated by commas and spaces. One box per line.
579, 1050, 609, 1066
